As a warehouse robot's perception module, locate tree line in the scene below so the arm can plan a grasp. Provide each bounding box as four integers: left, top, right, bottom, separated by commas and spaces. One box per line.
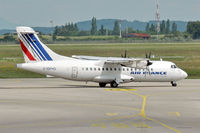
187, 21, 200, 39
52, 19, 200, 39
145, 19, 178, 34
1, 18, 200, 43
53, 17, 122, 37
53, 17, 181, 37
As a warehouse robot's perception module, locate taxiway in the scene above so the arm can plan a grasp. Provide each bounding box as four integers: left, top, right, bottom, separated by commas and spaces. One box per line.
0, 78, 200, 133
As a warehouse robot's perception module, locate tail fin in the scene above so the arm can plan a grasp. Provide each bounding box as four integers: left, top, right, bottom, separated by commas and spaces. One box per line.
16, 26, 69, 63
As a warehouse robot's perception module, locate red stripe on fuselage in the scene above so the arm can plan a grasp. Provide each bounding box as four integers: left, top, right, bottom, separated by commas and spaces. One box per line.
19, 39, 36, 61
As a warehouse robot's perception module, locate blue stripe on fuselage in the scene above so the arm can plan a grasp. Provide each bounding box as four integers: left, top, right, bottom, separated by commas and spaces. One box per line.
29, 34, 52, 61
25, 34, 46, 61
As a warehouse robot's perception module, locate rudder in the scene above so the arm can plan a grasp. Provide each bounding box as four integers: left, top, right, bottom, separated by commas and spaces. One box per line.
16, 26, 70, 63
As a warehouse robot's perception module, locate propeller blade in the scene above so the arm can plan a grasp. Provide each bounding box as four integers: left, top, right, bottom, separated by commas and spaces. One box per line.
145, 53, 148, 58
149, 51, 152, 59
125, 50, 127, 58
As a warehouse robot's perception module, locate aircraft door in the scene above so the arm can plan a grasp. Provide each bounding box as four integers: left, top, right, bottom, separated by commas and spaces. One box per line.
71, 67, 78, 79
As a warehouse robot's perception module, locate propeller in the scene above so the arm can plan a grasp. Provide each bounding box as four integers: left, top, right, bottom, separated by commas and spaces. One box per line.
121, 50, 128, 58
145, 51, 152, 59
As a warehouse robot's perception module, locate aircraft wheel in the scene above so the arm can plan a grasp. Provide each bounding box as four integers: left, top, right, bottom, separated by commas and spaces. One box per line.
99, 83, 107, 87
171, 81, 177, 87
110, 81, 118, 88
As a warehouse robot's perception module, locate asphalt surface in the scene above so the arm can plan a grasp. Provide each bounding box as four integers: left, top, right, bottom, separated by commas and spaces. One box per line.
0, 78, 200, 133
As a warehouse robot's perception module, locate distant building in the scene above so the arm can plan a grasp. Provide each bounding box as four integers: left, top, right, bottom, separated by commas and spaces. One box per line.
122, 33, 151, 39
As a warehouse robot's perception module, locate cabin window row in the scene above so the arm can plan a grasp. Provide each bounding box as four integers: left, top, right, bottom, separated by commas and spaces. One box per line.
82, 67, 146, 72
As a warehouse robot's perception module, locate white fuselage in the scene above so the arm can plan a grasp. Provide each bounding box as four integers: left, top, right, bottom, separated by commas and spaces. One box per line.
15, 26, 188, 87
17, 59, 188, 84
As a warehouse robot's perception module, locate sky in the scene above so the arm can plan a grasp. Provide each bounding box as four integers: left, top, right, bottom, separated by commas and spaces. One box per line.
0, 0, 199, 27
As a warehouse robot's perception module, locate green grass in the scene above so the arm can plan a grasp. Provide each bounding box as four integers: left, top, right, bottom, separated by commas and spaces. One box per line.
54, 35, 117, 41
0, 43, 200, 78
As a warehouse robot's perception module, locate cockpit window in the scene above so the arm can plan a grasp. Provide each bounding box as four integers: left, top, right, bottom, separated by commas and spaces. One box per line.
171, 65, 177, 69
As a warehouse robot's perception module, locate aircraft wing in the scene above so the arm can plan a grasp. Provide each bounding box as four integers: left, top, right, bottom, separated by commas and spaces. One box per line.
72, 55, 150, 68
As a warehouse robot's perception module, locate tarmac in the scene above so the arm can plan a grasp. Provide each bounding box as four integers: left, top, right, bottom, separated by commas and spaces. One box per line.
0, 78, 200, 133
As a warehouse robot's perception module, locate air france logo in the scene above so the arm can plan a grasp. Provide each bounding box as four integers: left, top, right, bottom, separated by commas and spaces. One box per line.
130, 71, 167, 75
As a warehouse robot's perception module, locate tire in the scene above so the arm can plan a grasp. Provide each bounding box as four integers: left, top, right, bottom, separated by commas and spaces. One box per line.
171, 81, 177, 87
99, 83, 107, 87
110, 81, 118, 88
172, 83, 177, 87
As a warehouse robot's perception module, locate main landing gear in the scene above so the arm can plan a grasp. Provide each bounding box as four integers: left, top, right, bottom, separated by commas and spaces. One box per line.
99, 81, 119, 88
171, 81, 177, 87
99, 83, 107, 87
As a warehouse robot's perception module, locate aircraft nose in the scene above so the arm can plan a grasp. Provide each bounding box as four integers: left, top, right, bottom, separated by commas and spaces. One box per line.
181, 70, 188, 79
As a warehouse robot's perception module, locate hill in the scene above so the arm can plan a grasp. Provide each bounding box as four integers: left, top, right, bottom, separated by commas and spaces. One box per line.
0, 27, 54, 35
77, 19, 188, 32
0, 19, 188, 35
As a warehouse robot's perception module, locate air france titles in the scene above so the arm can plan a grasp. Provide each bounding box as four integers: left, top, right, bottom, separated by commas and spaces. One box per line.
130, 71, 167, 75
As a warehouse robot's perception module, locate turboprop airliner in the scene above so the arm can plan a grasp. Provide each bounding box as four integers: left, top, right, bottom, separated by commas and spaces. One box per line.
16, 27, 188, 88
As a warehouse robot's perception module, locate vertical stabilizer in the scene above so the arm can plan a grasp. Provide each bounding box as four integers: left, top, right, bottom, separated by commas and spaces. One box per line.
16, 26, 71, 63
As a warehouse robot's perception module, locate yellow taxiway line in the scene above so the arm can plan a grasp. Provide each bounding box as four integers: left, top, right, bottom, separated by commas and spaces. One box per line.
126, 91, 182, 133
105, 88, 182, 133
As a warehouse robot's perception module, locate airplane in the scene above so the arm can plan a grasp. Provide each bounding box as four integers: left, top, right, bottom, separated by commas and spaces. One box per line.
16, 26, 188, 88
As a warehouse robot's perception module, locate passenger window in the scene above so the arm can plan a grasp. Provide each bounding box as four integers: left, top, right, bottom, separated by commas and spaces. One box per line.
114, 68, 117, 71
82, 68, 84, 71
123, 68, 125, 71
102, 68, 104, 71
86, 68, 88, 71
94, 68, 96, 71
98, 68, 100, 71
110, 68, 112, 71
131, 68, 133, 71
106, 68, 109, 71
118, 68, 121, 71
127, 68, 129, 71
90, 68, 92, 71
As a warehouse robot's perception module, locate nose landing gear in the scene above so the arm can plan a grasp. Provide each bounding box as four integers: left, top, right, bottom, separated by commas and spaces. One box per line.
171, 81, 177, 87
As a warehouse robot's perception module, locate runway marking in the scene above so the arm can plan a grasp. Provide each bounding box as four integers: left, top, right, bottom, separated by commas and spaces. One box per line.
92, 123, 107, 128
145, 117, 182, 133
103, 114, 140, 121
111, 123, 129, 128
168, 112, 181, 117
105, 113, 118, 116
92, 122, 152, 128
105, 89, 137, 91
127, 91, 146, 117
131, 122, 152, 128
126, 90, 182, 133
